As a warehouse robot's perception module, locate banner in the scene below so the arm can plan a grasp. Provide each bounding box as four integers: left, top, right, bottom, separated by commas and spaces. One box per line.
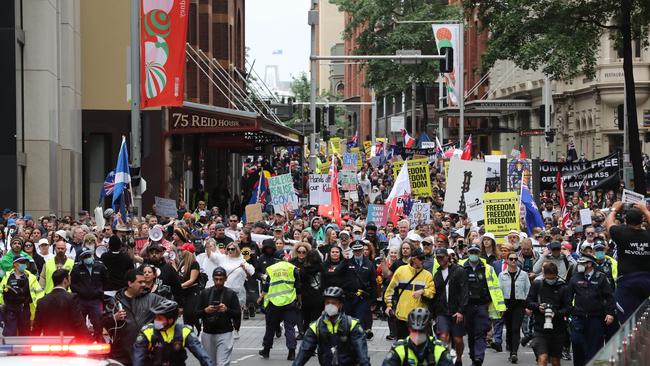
154, 196, 177, 217
245, 203, 263, 224
339, 171, 358, 191
268, 173, 298, 211
432, 24, 461, 106
443, 159, 487, 222
392, 158, 432, 198
140, 0, 188, 107
539, 153, 620, 192
308, 174, 331, 205
367, 204, 388, 226
483, 192, 520, 244
408, 202, 431, 229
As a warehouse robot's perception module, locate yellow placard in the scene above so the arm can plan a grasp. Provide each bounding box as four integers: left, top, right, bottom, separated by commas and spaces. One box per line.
329, 137, 341, 156
363, 141, 372, 157
392, 158, 432, 198
350, 147, 362, 169
483, 192, 520, 244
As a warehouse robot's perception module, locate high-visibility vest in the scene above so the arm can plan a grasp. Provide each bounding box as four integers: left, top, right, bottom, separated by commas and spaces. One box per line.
264, 261, 297, 308
43, 258, 74, 294
140, 322, 192, 365
391, 336, 448, 365
0, 269, 44, 320
485, 264, 506, 319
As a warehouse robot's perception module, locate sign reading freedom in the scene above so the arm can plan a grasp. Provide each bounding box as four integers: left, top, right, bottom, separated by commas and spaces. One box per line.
539, 153, 620, 192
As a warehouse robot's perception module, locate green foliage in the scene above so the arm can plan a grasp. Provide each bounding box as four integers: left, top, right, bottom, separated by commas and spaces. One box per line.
464, 0, 650, 80
330, 0, 461, 95
290, 72, 310, 102
287, 73, 347, 129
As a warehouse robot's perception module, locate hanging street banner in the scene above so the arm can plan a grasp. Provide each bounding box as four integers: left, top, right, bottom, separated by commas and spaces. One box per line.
483, 192, 520, 244
308, 174, 331, 205
391, 158, 432, 199
140, 0, 189, 107
367, 204, 388, 226
443, 159, 487, 222
432, 24, 461, 106
408, 202, 431, 229
269, 173, 299, 211
539, 153, 620, 192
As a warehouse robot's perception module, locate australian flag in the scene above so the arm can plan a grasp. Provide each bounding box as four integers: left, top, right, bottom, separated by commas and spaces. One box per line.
98, 170, 116, 205
521, 183, 544, 235
347, 132, 359, 149
242, 171, 269, 223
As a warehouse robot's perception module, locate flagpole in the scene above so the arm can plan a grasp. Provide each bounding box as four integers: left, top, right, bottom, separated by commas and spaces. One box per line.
130, 0, 142, 217
126, 136, 135, 210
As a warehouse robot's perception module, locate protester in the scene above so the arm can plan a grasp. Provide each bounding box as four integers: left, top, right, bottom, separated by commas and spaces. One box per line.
499, 251, 531, 363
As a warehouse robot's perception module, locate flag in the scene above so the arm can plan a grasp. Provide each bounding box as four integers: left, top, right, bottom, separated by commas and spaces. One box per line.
557, 171, 572, 230
249, 171, 269, 205
330, 156, 342, 226
577, 175, 589, 198
519, 145, 527, 159
347, 132, 359, 149
521, 183, 544, 235
386, 161, 412, 224
98, 170, 116, 205
461, 135, 472, 160
401, 129, 416, 148
112, 137, 131, 217
567, 140, 578, 162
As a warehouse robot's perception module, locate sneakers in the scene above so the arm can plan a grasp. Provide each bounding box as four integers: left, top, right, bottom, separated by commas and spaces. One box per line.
385, 334, 396, 341
258, 347, 270, 359
287, 349, 296, 361
520, 334, 532, 347
490, 342, 502, 352
509, 354, 518, 363
234, 330, 240, 339
243, 308, 249, 320
562, 350, 572, 361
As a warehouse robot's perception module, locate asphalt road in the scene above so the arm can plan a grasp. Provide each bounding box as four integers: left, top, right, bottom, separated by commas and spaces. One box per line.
186, 316, 568, 365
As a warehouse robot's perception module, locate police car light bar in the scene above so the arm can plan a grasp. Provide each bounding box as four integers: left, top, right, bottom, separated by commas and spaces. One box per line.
0, 337, 110, 356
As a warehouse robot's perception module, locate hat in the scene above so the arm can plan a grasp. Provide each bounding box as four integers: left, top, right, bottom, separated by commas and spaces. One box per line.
450, 230, 460, 238
339, 230, 350, 238
212, 267, 227, 277
55, 230, 67, 240
437, 234, 448, 242
173, 228, 188, 242
149, 226, 164, 242
103, 208, 114, 218
406, 233, 423, 242
214, 223, 226, 229
179, 243, 196, 253
273, 226, 283, 232
577, 254, 597, 264
182, 212, 192, 219
580, 242, 593, 251
108, 235, 123, 251
434, 248, 448, 256
1, 208, 12, 215
549, 241, 562, 250
7, 218, 16, 227
115, 223, 132, 232
13, 255, 28, 264
351, 241, 364, 251
468, 244, 481, 253
23, 214, 32, 221
482, 232, 496, 242
447, 248, 456, 255
366, 222, 377, 231
147, 244, 164, 253
593, 241, 606, 251
275, 211, 286, 217
37, 238, 49, 246
411, 248, 426, 259
254, 221, 269, 229
78, 248, 94, 258
507, 230, 521, 238
562, 243, 573, 250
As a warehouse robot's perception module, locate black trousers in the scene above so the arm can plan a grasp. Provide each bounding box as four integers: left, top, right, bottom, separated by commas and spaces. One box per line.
503, 302, 525, 354
300, 301, 323, 334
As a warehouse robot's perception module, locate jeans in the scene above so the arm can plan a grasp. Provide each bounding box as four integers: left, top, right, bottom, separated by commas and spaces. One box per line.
465, 304, 490, 362
615, 272, 650, 323
262, 302, 297, 350
78, 298, 103, 341
201, 331, 234, 366
492, 318, 504, 345
503, 302, 525, 354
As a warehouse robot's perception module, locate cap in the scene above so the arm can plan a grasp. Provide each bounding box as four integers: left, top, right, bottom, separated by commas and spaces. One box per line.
13, 255, 28, 264
562, 243, 573, 250
7, 219, 16, 227
1, 208, 12, 215
183, 212, 192, 219
273, 226, 283, 232
179, 243, 196, 253
549, 241, 562, 250
577, 254, 597, 264
436, 234, 448, 242
467, 244, 481, 253
78, 248, 94, 258
351, 241, 364, 251
212, 267, 227, 277
254, 221, 269, 229
411, 248, 426, 259
55, 230, 67, 240
275, 211, 286, 217
148, 244, 164, 253
593, 241, 606, 251
214, 223, 226, 229
447, 248, 456, 255
23, 214, 32, 221
366, 222, 377, 231
406, 233, 423, 242
482, 232, 496, 242
37, 238, 49, 246
339, 230, 350, 238
434, 248, 448, 256
115, 223, 132, 232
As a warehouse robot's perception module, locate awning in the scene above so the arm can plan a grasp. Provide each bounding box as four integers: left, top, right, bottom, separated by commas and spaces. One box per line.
167, 102, 303, 146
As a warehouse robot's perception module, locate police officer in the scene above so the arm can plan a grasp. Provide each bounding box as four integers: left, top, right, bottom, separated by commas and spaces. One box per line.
132, 299, 213, 366
258, 259, 301, 360
344, 240, 376, 339
293, 286, 370, 366
70, 248, 108, 342
462, 244, 505, 366
383, 308, 453, 366
592, 240, 619, 340
0, 255, 43, 336
567, 254, 615, 366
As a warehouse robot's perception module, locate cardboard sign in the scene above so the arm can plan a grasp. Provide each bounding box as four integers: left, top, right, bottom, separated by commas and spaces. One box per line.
269, 173, 299, 211
622, 189, 645, 205
483, 192, 520, 244
342, 153, 358, 171
579, 208, 592, 226
363, 141, 372, 157
339, 171, 358, 191
392, 158, 432, 199
390, 116, 405, 132
350, 147, 362, 168
408, 202, 431, 228
443, 159, 487, 222
245, 203, 263, 224
367, 204, 388, 226
308, 174, 331, 205
154, 196, 178, 218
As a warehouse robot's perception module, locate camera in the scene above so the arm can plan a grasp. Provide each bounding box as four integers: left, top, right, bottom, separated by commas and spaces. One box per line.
541, 303, 554, 330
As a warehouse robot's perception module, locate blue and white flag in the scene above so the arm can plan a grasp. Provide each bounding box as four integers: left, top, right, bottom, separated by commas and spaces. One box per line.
521, 183, 544, 235
112, 137, 131, 209
98, 170, 116, 205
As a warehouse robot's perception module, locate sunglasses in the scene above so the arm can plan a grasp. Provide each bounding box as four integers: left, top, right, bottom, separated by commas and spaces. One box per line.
297, 250, 307, 254
422, 242, 433, 246
24, 244, 33, 247
226, 248, 236, 252
508, 257, 518, 261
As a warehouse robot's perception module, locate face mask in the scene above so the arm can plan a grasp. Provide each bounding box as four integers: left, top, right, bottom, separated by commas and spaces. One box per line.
324, 303, 339, 317
83, 258, 94, 266
17, 264, 27, 272
353, 234, 362, 241
577, 264, 585, 273
595, 251, 605, 260
468, 254, 479, 263
410, 331, 428, 345
153, 320, 166, 330
544, 278, 558, 286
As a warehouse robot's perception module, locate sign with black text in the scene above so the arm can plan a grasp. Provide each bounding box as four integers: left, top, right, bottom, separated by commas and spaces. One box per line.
539, 153, 620, 192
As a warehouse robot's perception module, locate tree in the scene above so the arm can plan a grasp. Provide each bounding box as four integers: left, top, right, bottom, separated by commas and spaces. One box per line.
465, 0, 650, 194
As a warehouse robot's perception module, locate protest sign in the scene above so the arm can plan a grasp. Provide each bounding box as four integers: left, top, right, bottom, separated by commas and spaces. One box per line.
344, 191, 359, 202
579, 208, 592, 226
245, 203, 263, 223
308, 174, 331, 205
342, 153, 358, 171
367, 204, 388, 226
269, 173, 299, 211
363, 141, 372, 157
155, 196, 178, 218
443, 159, 487, 222
622, 188, 645, 205
390, 116, 405, 132
350, 147, 362, 169
539, 153, 620, 192
339, 171, 358, 191
421, 141, 436, 149
483, 192, 520, 243
329, 137, 342, 156
392, 158, 432, 198
485, 155, 505, 179
408, 202, 431, 228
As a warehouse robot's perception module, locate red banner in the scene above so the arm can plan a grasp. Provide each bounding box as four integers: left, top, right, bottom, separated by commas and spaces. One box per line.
140, 0, 188, 108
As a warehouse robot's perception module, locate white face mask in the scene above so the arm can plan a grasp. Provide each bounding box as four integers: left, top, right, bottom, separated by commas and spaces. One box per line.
410, 331, 427, 345
577, 264, 586, 273
324, 304, 339, 317
153, 320, 166, 330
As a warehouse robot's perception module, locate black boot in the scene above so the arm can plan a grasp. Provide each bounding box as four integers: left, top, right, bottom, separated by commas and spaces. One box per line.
258, 347, 270, 359
287, 349, 296, 360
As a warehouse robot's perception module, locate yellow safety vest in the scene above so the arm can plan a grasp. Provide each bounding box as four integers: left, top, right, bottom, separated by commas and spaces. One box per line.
392, 336, 447, 366
264, 261, 297, 308
606, 255, 618, 280
141, 322, 192, 347
43, 258, 74, 294
309, 315, 359, 336
485, 264, 506, 319
0, 269, 44, 320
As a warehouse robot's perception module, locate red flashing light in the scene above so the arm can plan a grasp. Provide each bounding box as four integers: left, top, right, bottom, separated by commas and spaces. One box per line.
29, 343, 111, 356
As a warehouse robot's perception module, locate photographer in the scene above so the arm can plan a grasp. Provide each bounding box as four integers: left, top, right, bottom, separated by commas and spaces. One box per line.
606, 201, 650, 323
526, 262, 572, 366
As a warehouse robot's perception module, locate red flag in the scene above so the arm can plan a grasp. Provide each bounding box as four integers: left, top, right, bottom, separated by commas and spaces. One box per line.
330, 157, 342, 226
401, 129, 416, 148
520, 145, 527, 159
461, 135, 472, 160
141, 1, 189, 107
557, 171, 571, 230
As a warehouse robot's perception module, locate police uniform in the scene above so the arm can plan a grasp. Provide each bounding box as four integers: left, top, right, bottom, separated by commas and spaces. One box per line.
593, 242, 619, 341
0, 262, 43, 336
260, 260, 300, 355
382, 336, 453, 366
132, 321, 213, 366
567, 255, 615, 366
461, 247, 505, 366
344, 242, 376, 332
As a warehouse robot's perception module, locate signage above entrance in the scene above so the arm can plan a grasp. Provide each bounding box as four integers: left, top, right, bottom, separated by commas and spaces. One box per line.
169, 106, 257, 133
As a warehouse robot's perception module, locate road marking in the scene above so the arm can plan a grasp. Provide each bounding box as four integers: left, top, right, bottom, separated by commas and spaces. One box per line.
240, 326, 390, 330
232, 354, 255, 364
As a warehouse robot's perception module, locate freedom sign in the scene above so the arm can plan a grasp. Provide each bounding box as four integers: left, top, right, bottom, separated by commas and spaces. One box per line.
392, 158, 432, 198
483, 192, 520, 244
539, 153, 620, 192
308, 174, 331, 205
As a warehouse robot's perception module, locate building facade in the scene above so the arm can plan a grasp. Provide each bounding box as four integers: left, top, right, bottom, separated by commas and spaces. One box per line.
0, 0, 82, 217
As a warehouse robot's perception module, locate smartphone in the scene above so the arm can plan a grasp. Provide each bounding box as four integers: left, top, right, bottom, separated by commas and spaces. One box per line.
117, 302, 123, 312
211, 300, 221, 306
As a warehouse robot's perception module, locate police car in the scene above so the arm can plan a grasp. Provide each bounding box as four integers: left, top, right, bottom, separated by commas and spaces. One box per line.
0, 337, 123, 365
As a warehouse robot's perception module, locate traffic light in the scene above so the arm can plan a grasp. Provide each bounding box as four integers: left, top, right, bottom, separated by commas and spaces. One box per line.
545, 130, 555, 143
617, 104, 624, 130
439, 47, 453, 73
322, 129, 330, 142
539, 105, 545, 128
315, 107, 322, 133
328, 106, 336, 125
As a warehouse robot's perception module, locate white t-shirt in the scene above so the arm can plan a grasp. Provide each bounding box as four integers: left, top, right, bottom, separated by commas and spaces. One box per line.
441, 268, 449, 300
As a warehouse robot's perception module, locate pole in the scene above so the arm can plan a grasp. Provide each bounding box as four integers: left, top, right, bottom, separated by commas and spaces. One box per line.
439, 76, 445, 142
371, 89, 377, 141
623, 78, 631, 186
308, 3, 319, 170
411, 80, 417, 134
458, 21, 465, 144
544, 75, 551, 161
130, 0, 142, 217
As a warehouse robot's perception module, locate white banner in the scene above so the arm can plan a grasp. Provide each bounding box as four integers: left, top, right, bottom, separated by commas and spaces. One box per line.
308, 174, 331, 205
443, 159, 487, 222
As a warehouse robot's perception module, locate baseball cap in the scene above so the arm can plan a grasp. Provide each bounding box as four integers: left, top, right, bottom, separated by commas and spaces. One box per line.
593, 241, 606, 251
212, 267, 227, 277
37, 238, 49, 246
78, 248, 94, 258
55, 230, 67, 240
339, 230, 350, 238
7, 219, 16, 227
434, 248, 448, 256
179, 243, 196, 253
412, 248, 426, 259
577, 254, 597, 264
549, 241, 562, 250
13, 255, 28, 264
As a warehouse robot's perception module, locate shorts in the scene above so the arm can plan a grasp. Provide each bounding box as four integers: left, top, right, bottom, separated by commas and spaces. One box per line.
532, 331, 564, 358
435, 314, 466, 337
